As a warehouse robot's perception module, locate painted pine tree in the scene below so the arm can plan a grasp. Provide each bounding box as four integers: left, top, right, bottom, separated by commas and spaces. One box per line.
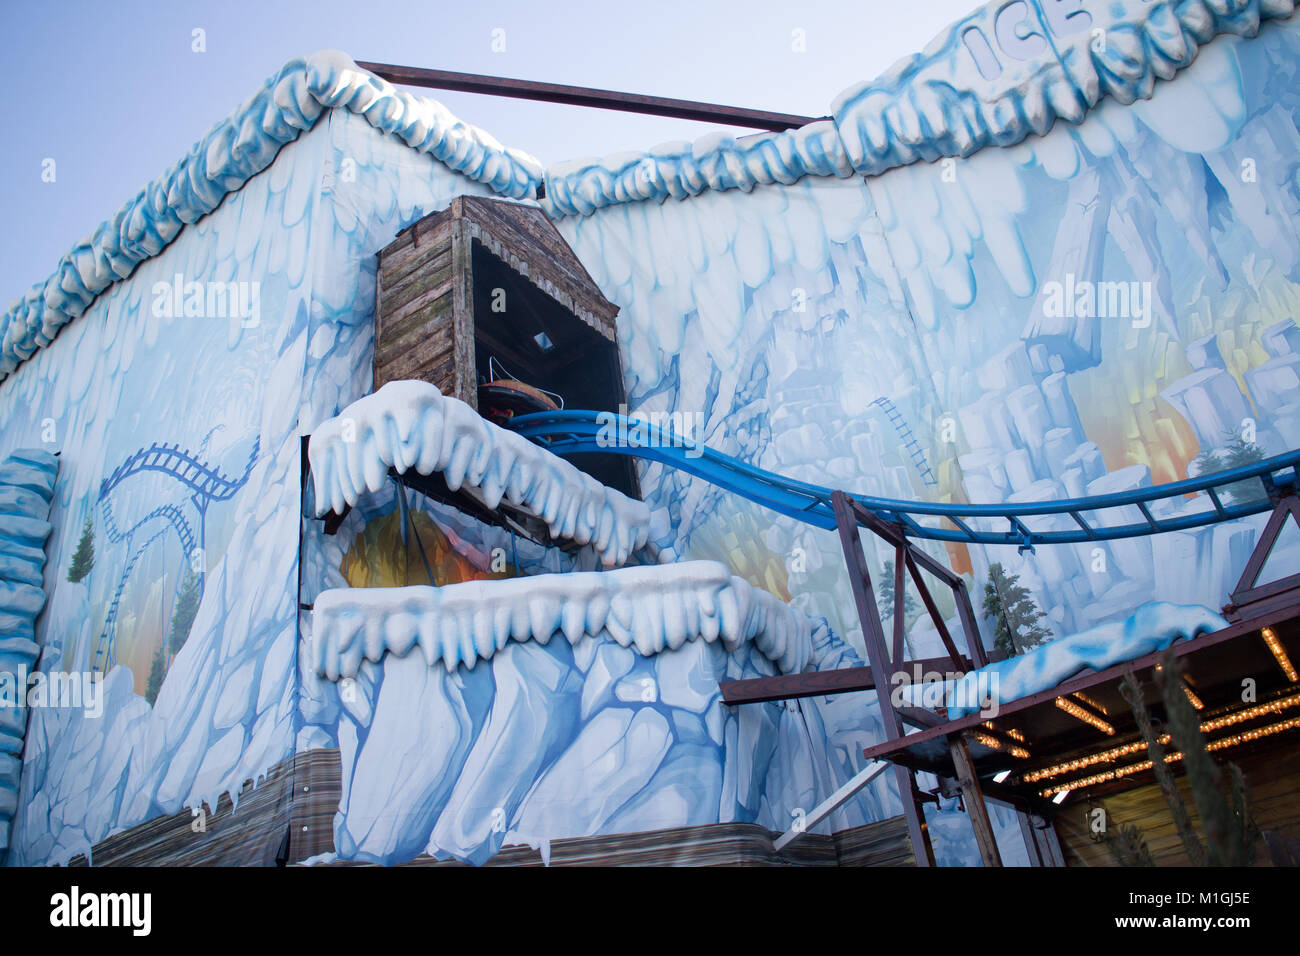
145, 644, 165, 706
879, 559, 919, 656
982, 562, 1050, 657
66, 515, 95, 583
1221, 433, 1266, 504
167, 569, 202, 657
1191, 430, 1266, 504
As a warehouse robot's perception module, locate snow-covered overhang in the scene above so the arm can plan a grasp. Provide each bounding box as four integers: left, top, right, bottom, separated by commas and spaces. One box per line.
310, 560, 813, 679
307, 380, 650, 567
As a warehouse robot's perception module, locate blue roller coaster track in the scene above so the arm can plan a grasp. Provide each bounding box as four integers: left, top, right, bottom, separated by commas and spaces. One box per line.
506, 409, 1300, 550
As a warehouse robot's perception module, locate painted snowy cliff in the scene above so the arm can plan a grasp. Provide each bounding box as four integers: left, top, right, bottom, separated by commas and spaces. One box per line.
1, 0, 1300, 867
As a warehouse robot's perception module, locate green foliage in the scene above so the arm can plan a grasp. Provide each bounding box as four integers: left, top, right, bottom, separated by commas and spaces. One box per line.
1190, 448, 1220, 482
1119, 670, 1206, 865
1228, 763, 1260, 862
1110, 652, 1260, 866
1103, 823, 1156, 867
878, 560, 919, 621
981, 562, 1050, 656
168, 569, 202, 657
1157, 650, 1258, 866
67, 515, 95, 583
1194, 431, 1267, 505
144, 643, 165, 706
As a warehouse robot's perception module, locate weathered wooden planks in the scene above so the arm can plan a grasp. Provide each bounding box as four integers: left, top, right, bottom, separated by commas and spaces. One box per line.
373, 195, 622, 399
375, 213, 459, 394
66, 758, 295, 867
311, 815, 915, 867
453, 195, 618, 341
1055, 741, 1300, 866
64, 746, 915, 867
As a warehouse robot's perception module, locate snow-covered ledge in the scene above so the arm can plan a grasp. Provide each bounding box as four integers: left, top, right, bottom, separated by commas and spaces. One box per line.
903, 602, 1227, 720
310, 560, 813, 679
308, 380, 650, 567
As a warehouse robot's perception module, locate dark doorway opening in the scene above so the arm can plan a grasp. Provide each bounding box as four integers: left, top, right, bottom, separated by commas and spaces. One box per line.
470, 242, 640, 500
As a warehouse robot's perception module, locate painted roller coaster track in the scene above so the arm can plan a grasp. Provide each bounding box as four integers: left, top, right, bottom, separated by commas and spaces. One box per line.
507, 410, 1300, 549
100, 500, 198, 559
92, 527, 169, 675
90, 437, 257, 673
98, 439, 259, 501
870, 396, 938, 487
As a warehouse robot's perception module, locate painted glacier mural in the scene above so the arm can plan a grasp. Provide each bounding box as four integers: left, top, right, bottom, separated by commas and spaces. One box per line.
1, 0, 1299, 866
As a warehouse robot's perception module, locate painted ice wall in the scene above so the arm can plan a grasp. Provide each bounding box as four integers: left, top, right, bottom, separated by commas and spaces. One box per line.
292, 113, 910, 866
0, 70, 886, 866
872, 22, 1300, 639
0, 125, 322, 865
551, 13, 1300, 660
0, 86, 518, 864
5, 1, 1300, 868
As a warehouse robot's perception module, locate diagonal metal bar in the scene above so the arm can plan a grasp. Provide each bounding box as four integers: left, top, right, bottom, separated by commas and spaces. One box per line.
773, 761, 890, 852
358, 61, 821, 131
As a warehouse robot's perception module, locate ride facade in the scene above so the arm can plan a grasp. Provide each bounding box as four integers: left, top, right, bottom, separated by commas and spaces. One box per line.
3, 0, 1300, 867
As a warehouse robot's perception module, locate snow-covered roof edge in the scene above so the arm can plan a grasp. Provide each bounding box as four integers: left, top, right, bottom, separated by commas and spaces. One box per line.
541, 0, 1296, 217
3, 1, 1292, 381
0, 50, 543, 384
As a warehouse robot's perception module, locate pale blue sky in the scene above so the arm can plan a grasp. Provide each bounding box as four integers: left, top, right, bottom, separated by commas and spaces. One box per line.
0, 0, 979, 303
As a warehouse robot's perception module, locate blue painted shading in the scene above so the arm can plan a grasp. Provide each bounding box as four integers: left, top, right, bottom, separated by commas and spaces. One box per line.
0, 449, 58, 861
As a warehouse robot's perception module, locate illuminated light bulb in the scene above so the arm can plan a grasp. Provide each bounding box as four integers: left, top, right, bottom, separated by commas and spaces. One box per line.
983, 722, 1027, 744
1262, 627, 1298, 683
1052, 790, 1070, 804
1200, 690, 1300, 732
1055, 696, 1116, 735
1022, 688, 1300, 795
969, 730, 1030, 760
1021, 737, 1159, 783
1071, 691, 1108, 715
993, 770, 1012, 784
1039, 712, 1300, 797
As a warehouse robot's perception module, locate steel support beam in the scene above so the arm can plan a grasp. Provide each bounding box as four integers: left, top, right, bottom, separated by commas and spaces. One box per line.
357, 61, 822, 131
832, 490, 937, 866
719, 656, 966, 705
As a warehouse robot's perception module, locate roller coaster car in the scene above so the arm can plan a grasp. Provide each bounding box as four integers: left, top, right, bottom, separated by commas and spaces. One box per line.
477, 379, 559, 428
